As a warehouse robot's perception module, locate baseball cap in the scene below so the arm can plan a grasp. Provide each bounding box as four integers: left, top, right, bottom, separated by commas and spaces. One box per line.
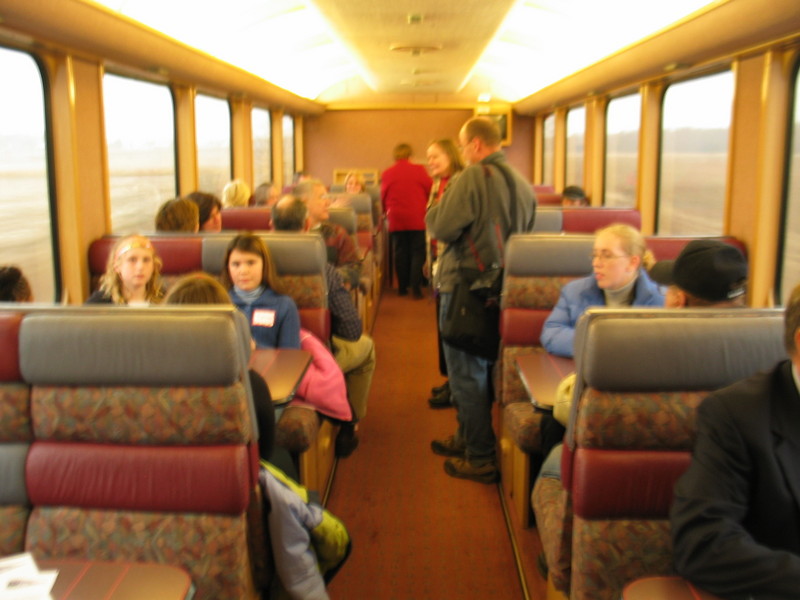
648, 240, 747, 302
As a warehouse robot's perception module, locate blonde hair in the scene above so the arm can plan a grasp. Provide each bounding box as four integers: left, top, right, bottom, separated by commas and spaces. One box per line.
222, 179, 251, 208
99, 235, 163, 304
344, 171, 366, 192
595, 223, 655, 269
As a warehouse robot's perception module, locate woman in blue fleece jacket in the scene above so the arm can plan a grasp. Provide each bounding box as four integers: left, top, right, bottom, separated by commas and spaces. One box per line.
541, 224, 664, 357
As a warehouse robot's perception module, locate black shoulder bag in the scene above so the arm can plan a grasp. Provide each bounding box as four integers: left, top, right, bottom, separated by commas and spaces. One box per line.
440, 163, 518, 361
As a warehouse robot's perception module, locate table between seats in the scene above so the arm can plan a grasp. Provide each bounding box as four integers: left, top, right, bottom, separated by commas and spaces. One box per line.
514, 352, 575, 410
38, 559, 194, 600
249, 348, 312, 404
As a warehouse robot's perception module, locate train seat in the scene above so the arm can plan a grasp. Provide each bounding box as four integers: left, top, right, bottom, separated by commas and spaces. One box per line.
560, 207, 642, 232
220, 206, 272, 230
536, 191, 563, 205
646, 235, 747, 261
533, 184, 555, 194
531, 208, 563, 232
19, 306, 268, 600
498, 233, 595, 526
0, 310, 31, 557
533, 307, 786, 600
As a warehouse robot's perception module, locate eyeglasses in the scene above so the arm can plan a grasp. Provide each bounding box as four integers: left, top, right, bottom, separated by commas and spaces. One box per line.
591, 251, 629, 262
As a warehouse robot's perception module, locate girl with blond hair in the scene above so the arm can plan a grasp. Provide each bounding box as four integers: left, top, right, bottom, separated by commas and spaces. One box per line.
86, 234, 163, 305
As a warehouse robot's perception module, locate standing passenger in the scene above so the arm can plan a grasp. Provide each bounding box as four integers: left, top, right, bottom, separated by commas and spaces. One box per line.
426, 117, 536, 484
381, 143, 433, 298
86, 234, 164, 305
221, 233, 301, 349
425, 139, 464, 409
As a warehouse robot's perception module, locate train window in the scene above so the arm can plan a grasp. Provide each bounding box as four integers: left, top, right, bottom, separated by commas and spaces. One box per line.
196, 94, 231, 197
0, 47, 57, 301
605, 94, 640, 207
252, 107, 272, 186
566, 106, 585, 189
542, 113, 555, 186
104, 74, 176, 234
283, 114, 295, 185
779, 64, 800, 304
658, 71, 734, 234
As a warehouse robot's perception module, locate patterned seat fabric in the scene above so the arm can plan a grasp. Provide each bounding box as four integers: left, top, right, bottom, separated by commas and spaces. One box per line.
0, 311, 30, 557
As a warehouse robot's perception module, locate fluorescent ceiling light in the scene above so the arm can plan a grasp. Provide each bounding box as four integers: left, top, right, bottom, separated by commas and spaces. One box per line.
475, 0, 720, 102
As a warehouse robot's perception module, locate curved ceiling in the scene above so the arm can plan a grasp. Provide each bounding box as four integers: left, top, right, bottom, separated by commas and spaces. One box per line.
88, 0, 722, 106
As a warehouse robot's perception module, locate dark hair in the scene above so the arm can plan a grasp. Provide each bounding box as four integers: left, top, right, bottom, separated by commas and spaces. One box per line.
155, 198, 199, 232
220, 234, 284, 294
165, 272, 230, 305
272, 197, 307, 232
462, 117, 502, 147
562, 186, 586, 200
393, 143, 412, 161
0, 266, 33, 302
785, 283, 800, 355
253, 182, 274, 206
184, 191, 222, 227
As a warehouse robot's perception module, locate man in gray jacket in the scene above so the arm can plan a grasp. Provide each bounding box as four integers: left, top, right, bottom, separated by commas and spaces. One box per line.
425, 116, 536, 483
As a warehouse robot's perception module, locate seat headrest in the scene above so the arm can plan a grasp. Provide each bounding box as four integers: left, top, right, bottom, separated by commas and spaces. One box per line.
505, 233, 594, 276
328, 207, 357, 235
531, 209, 563, 233
573, 308, 786, 391
201, 233, 327, 277
20, 307, 247, 386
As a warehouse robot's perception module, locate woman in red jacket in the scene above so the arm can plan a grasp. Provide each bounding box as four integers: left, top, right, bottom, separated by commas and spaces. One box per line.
381, 143, 432, 298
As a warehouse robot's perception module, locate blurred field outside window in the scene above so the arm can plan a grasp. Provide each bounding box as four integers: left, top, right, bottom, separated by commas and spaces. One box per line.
252, 107, 272, 187
196, 94, 232, 198
658, 71, 733, 235
605, 94, 640, 207
542, 113, 555, 187
779, 65, 800, 304
283, 114, 295, 187
104, 74, 176, 234
0, 48, 56, 301
566, 106, 585, 189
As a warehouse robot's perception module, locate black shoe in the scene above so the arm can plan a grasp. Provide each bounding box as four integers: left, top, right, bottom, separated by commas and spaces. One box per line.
398, 288, 408, 297
412, 288, 423, 299
335, 424, 359, 458
428, 386, 453, 409
430, 382, 448, 395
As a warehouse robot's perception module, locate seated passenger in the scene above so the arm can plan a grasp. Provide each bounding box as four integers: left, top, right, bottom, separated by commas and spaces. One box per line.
541, 223, 664, 358
272, 196, 375, 456
649, 239, 748, 308
344, 171, 366, 194
222, 178, 252, 208
670, 282, 800, 598
155, 197, 200, 232
0, 266, 33, 302
221, 233, 301, 349
253, 181, 280, 208
294, 179, 361, 290
185, 191, 223, 232
561, 185, 588, 207
86, 234, 164, 305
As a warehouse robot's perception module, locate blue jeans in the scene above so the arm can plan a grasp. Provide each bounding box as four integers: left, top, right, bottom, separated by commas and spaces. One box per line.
439, 291, 496, 463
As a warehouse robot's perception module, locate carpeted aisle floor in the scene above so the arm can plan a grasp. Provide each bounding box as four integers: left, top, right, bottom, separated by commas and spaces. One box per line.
325, 290, 525, 600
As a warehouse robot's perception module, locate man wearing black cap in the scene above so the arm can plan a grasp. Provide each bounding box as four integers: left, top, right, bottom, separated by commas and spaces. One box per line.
649, 239, 748, 308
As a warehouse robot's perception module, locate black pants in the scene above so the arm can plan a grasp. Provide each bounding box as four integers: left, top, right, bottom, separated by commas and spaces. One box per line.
391, 230, 425, 293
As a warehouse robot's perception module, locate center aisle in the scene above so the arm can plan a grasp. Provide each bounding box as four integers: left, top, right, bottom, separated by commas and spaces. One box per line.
326, 291, 525, 599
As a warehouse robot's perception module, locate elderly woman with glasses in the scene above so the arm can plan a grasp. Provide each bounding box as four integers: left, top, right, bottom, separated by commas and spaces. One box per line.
541, 223, 664, 358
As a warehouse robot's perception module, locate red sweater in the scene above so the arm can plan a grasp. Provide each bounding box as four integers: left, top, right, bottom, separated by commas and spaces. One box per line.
380, 159, 432, 232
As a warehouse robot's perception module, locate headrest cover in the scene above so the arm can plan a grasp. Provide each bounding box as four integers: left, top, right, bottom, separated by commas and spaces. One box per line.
20, 310, 243, 385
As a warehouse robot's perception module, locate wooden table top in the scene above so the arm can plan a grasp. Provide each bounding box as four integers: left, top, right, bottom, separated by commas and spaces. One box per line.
249, 347, 312, 404
623, 576, 722, 600
38, 559, 193, 600
514, 352, 575, 409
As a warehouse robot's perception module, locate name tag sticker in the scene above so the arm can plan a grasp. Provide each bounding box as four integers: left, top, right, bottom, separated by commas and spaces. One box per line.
252, 309, 276, 327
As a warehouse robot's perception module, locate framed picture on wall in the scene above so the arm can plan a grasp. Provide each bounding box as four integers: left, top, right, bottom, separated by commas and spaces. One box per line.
474, 106, 512, 146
